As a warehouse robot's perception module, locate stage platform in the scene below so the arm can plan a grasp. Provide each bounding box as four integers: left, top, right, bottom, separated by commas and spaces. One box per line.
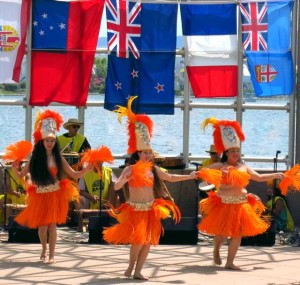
0, 227, 300, 285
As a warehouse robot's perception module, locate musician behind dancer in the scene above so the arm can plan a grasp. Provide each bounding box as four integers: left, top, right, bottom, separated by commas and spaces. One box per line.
78, 162, 123, 210
4, 161, 30, 224
58, 118, 91, 226
198, 144, 221, 199
57, 118, 91, 154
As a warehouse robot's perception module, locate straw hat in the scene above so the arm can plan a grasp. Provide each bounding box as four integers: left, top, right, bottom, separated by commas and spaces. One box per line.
205, 144, 217, 153
63, 118, 83, 130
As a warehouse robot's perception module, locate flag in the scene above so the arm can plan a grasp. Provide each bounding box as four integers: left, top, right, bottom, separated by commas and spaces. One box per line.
240, 1, 294, 96
29, 0, 104, 106
104, 0, 177, 114
0, 0, 30, 83
180, 4, 238, 98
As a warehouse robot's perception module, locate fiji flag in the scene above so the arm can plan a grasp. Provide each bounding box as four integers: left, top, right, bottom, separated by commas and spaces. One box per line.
29, 0, 104, 106
240, 1, 294, 96
104, 1, 177, 114
180, 4, 238, 98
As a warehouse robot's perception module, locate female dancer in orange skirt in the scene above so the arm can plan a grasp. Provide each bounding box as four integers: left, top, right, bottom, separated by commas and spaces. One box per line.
197, 117, 284, 270
9, 110, 92, 264
103, 97, 197, 280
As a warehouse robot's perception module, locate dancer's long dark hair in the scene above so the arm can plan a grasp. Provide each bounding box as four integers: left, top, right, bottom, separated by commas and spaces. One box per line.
29, 139, 63, 186
123, 151, 172, 200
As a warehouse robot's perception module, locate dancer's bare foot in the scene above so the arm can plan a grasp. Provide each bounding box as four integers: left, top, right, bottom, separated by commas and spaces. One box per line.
133, 273, 149, 280
124, 268, 132, 278
40, 251, 46, 262
225, 264, 242, 270
48, 258, 56, 264
213, 249, 222, 265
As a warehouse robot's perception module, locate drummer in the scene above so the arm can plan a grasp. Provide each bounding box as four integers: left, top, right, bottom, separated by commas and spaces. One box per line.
57, 118, 91, 154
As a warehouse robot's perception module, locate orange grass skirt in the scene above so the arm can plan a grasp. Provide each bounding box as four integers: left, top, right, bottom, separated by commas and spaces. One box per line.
103, 198, 181, 245
198, 191, 270, 238
15, 179, 78, 228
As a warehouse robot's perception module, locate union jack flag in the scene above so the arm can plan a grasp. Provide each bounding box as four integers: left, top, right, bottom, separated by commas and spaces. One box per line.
240, 2, 268, 51
106, 0, 141, 59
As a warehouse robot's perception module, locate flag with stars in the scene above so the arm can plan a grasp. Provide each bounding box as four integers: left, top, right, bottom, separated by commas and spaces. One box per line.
104, 1, 177, 115
240, 0, 294, 96
29, 0, 105, 106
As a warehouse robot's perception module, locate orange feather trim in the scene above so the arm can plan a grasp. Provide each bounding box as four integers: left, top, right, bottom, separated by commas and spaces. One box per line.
279, 164, 300, 195
33, 109, 63, 144
80, 146, 113, 178
226, 169, 251, 188
103, 198, 181, 245
114, 96, 153, 154
3, 140, 33, 163
129, 160, 154, 187
196, 168, 222, 187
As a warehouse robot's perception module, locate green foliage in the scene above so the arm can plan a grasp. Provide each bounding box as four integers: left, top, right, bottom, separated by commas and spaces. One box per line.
3, 84, 19, 92
89, 56, 107, 94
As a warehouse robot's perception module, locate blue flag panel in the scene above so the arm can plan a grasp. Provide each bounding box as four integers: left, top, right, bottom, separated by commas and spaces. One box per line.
240, 0, 294, 96
104, 1, 177, 114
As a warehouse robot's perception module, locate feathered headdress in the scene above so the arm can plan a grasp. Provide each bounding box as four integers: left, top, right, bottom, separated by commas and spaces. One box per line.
114, 96, 153, 154
80, 146, 114, 178
33, 109, 64, 144
201, 117, 245, 154
2, 140, 33, 164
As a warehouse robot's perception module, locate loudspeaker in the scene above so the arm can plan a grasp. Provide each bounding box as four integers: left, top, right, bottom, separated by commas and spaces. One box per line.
88, 214, 117, 244
160, 217, 199, 245
8, 216, 40, 243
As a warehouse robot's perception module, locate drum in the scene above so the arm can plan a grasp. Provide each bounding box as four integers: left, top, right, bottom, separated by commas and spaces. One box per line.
5, 204, 27, 215
62, 152, 80, 168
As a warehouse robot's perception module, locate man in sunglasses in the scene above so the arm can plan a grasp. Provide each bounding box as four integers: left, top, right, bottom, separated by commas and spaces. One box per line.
58, 118, 92, 227
202, 144, 221, 167
58, 118, 91, 154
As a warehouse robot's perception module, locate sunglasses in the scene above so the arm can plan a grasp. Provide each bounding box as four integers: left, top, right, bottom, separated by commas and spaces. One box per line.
210, 152, 217, 155
71, 125, 80, 129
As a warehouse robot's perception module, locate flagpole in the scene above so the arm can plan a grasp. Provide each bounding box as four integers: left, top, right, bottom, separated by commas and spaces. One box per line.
236, 0, 244, 147
293, 0, 299, 166
25, 0, 33, 142
182, 46, 190, 167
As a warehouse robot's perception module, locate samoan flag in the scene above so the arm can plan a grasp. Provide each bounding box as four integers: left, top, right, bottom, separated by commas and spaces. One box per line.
29, 0, 104, 106
104, 0, 177, 114
240, 0, 294, 96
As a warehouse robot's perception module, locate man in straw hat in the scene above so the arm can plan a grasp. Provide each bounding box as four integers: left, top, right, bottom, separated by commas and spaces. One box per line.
202, 144, 221, 167
103, 96, 197, 280
197, 144, 221, 198
58, 118, 91, 154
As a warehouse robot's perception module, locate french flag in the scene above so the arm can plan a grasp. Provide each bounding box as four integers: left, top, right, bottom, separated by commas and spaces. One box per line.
180, 4, 238, 98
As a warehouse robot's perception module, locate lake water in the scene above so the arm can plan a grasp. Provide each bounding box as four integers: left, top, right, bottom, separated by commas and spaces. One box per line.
0, 95, 291, 170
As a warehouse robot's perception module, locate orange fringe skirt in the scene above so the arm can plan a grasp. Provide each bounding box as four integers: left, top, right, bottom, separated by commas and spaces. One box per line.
15, 179, 78, 228
198, 191, 270, 238
103, 198, 181, 245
